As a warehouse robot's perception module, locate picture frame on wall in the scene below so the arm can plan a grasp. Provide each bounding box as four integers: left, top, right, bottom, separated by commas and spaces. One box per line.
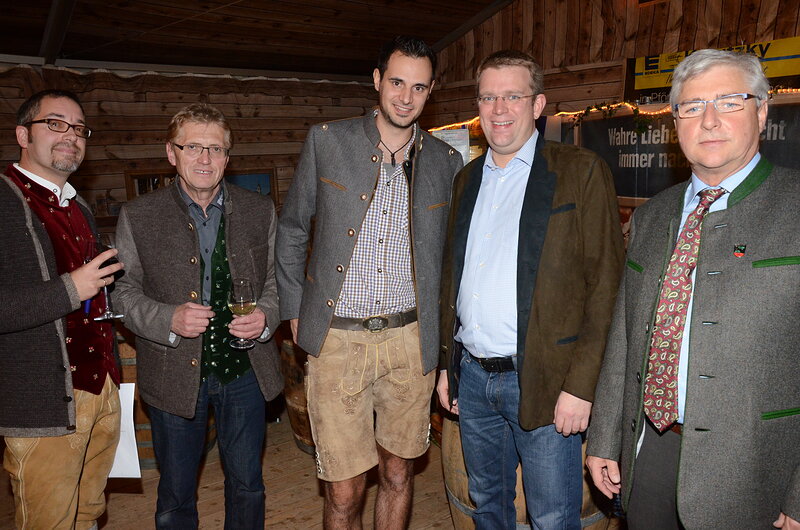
224, 169, 275, 196
124, 170, 175, 200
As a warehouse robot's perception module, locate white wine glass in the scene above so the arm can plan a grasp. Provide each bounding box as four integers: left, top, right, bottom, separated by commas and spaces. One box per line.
94, 243, 124, 321
228, 278, 256, 350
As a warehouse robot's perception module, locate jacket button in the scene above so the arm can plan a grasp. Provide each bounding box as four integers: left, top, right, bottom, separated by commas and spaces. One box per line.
336, 265, 343, 273
64, 396, 73, 402
189, 256, 197, 264
360, 193, 368, 201
371, 155, 379, 163
347, 228, 355, 237
631, 419, 636, 431
188, 223, 194, 231
645, 323, 650, 333
59, 364, 67, 371
190, 358, 198, 367
636, 372, 641, 383
326, 299, 334, 307
322, 123, 328, 131
449, 148, 455, 155
189, 291, 199, 300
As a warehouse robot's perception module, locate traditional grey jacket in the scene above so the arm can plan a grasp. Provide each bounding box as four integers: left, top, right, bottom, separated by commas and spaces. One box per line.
587, 159, 800, 527
276, 112, 463, 374
0, 171, 87, 437
114, 181, 282, 418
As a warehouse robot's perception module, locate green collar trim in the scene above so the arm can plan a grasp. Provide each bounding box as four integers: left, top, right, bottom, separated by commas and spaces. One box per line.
728, 157, 773, 206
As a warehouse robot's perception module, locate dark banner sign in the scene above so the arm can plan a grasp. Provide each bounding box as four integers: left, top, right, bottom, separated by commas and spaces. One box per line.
579, 102, 800, 198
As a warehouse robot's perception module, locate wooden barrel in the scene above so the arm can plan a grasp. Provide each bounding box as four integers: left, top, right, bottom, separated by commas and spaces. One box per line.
441, 417, 618, 529
118, 340, 217, 469
278, 339, 315, 455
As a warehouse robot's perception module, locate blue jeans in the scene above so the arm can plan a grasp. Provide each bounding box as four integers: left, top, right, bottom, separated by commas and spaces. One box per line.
458, 353, 582, 530
149, 370, 266, 529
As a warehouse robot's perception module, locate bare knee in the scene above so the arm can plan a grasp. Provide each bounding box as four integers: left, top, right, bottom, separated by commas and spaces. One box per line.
325, 475, 366, 513
377, 446, 413, 491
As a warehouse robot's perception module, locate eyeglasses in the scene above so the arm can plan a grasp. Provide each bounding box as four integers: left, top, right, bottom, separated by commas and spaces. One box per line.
27, 118, 92, 138
477, 94, 536, 105
172, 142, 230, 159
673, 93, 762, 119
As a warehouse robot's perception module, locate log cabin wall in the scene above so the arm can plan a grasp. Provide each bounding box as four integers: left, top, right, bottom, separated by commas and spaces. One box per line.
420, 0, 800, 129
0, 65, 376, 212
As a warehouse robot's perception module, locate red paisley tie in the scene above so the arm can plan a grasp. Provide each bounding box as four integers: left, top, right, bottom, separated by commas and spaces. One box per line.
644, 187, 725, 432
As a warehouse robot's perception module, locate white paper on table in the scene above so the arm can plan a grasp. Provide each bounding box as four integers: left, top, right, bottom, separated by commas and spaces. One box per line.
109, 383, 141, 478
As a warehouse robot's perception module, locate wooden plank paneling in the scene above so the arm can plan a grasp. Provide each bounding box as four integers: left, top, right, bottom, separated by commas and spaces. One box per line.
648, 2, 671, 56
756, 0, 781, 41
428, 0, 800, 123
663, 0, 684, 53
634, 5, 655, 58
0, 66, 375, 212
775, 0, 800, 39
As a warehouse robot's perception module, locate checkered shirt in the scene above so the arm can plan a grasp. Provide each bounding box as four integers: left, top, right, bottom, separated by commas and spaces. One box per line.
335, 125, 417, 318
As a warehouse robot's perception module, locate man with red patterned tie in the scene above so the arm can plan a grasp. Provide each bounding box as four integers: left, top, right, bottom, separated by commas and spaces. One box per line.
0, 89, 124, 529
587, 49, 800, 529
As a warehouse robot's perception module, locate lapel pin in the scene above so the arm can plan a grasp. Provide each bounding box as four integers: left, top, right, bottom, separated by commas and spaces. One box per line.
733, 244, 746, 258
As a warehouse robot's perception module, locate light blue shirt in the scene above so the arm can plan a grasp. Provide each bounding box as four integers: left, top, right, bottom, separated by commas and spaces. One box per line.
676, 153, 760, 423
455, 130, 538, 357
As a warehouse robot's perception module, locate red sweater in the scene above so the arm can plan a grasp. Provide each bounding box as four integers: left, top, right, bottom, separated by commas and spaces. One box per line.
7, 166, 119, 394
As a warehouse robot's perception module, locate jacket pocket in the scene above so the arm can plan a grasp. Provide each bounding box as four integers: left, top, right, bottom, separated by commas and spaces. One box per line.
761, 407, 800, 420
319, 177, 346, 191
427, 201, 448, 210
752, 256, 800, 268
551, 203, 576, 215
556, 334, 579, 345
626, 259, 644, 273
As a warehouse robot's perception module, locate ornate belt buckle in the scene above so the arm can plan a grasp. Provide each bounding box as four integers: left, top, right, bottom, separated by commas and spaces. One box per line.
362, 315, 389, 333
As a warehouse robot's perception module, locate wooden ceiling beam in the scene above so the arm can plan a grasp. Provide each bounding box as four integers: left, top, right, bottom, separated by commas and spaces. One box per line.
432, 0, 514, 52
39, 0, 77, 64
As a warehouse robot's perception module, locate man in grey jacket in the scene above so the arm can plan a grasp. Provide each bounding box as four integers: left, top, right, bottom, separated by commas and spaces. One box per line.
586, 49, 800, 529
0, 89, 123, 529
276, 36, 463, 528
115, 103, 282, 529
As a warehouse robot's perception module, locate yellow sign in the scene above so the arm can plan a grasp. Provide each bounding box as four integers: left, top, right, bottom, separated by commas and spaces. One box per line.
634, 36, 800, 90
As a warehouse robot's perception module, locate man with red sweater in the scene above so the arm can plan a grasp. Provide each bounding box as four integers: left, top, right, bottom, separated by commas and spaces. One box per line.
0, 89, 124, 529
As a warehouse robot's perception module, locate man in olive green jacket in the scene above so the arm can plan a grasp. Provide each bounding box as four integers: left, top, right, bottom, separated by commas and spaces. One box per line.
437, 50, 624, 528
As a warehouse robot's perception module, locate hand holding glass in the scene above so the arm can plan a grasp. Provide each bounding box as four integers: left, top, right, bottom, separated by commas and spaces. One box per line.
94, 245, 124, 321
228, 278, 256, 350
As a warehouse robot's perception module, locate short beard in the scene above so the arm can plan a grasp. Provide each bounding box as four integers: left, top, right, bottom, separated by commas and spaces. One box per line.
52, 158, 80, 173
379, 103, 415, 130
50, 140, 83, 174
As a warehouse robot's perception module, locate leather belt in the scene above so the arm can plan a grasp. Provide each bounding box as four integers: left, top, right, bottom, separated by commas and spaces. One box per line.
470, 352, 517, 372
669, 423, 683, 435
330, 308, 417, 333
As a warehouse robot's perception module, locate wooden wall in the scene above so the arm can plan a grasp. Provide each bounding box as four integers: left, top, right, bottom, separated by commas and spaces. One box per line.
0, 65, 376, 212
421, 0, 800, 128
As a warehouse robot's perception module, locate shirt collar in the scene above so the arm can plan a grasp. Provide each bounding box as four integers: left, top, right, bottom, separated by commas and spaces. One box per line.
688, 152, 760, 202
485, 129, 538, 170
14, 163, 76, 207
177, 178, 225, 213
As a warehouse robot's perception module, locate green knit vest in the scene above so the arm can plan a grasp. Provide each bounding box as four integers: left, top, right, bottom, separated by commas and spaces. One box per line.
200, 214, 252, 384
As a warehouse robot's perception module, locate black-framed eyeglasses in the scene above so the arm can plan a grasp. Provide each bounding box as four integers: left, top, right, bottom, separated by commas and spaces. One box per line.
477, 94, 536, 105
26, 118, 92, 138
172, 142, 230, 159
673, 93, 762, 119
